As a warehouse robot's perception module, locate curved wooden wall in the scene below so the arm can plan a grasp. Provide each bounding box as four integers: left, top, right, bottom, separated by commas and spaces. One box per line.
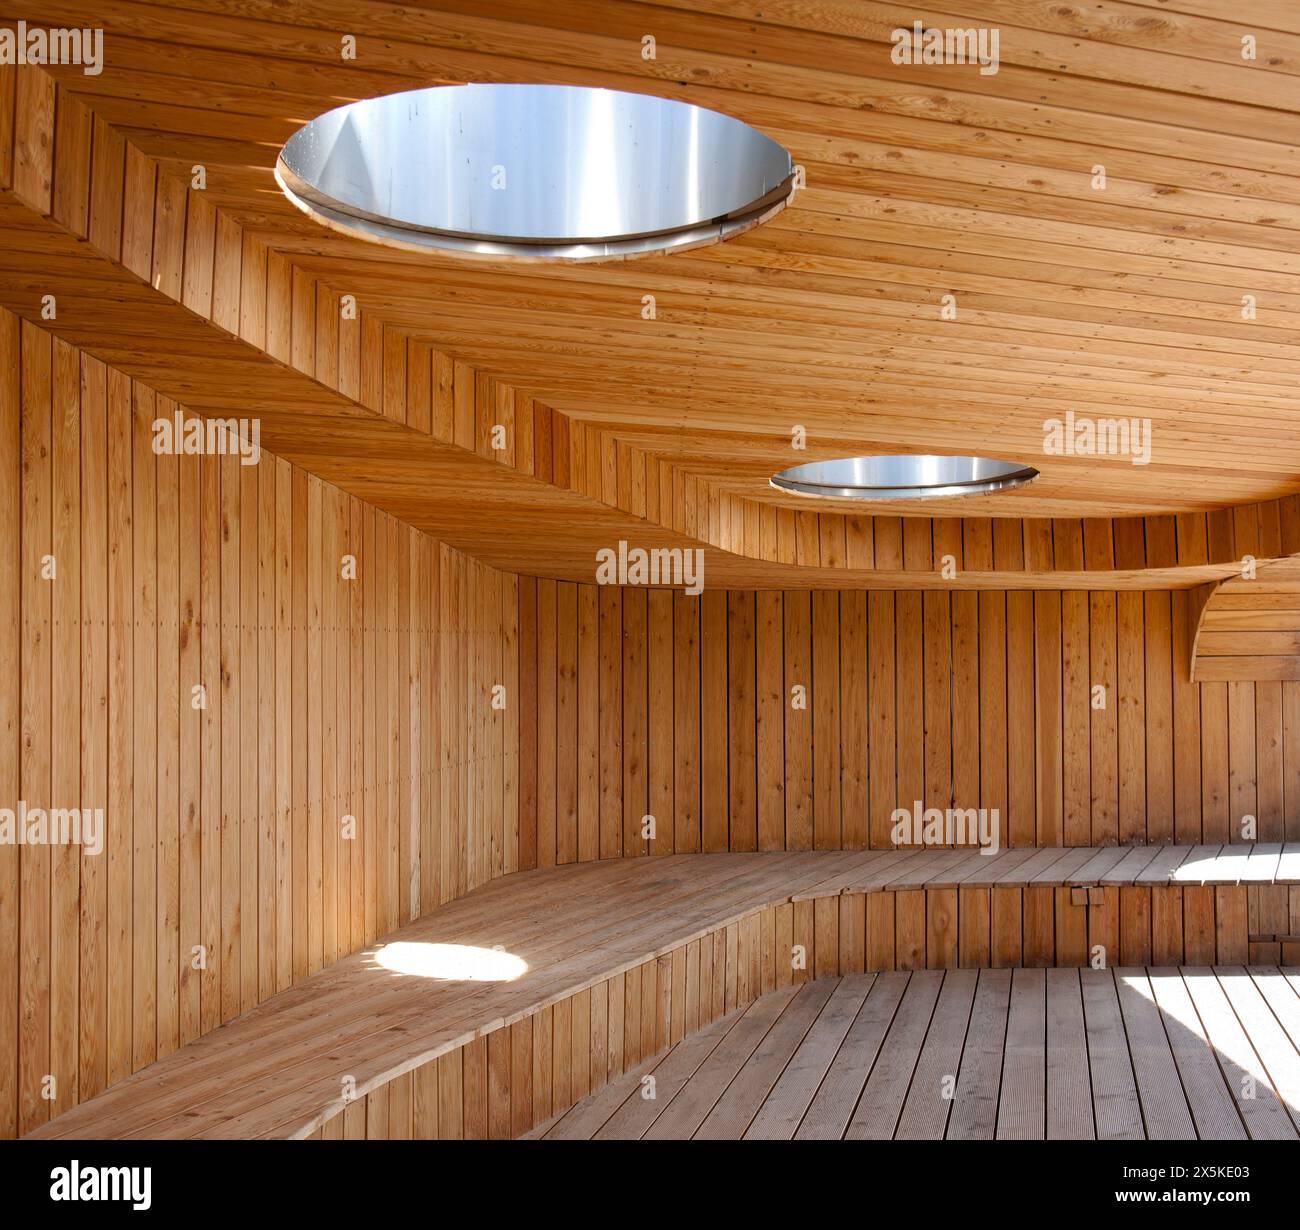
503, 414, 1300, 588
7, 50, 1300, 1145
0, 314, 521, 1138
1193, 562, 1300, 682
519, 580, 1300, 859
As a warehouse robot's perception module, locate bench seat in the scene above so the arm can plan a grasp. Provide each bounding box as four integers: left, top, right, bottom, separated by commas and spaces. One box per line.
28, 844, 1300, 1140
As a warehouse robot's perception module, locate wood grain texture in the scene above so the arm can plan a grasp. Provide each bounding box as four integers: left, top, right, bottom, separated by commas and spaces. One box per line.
13, 1, 1300, 525
526, 582, 1300, 851
6, 0, 1300, 1147
0, 314, 519, 1137
0, 54, 1298, 590
539, 968, 1297, 1141
24, 843, 1286, 1140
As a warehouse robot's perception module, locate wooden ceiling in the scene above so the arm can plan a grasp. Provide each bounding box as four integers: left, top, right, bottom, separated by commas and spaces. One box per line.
6, 0, 1300, 586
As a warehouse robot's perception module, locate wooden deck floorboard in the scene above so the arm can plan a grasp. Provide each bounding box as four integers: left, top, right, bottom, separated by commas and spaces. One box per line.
536, 968, 1300, 1141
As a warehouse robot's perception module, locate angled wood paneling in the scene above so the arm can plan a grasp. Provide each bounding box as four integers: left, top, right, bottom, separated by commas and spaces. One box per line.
1, 62, 1298, 590
1194, 566, 1300, 681
17, 1, 1300, 528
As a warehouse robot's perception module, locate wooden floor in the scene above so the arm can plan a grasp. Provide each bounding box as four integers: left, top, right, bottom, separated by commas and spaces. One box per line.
531, 968, 1300, 1140
26, 846, 1300, 1140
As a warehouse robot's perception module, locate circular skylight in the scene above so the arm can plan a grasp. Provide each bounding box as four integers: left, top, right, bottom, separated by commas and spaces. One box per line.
275, 84, 796, 262
770, 455, 1039, 501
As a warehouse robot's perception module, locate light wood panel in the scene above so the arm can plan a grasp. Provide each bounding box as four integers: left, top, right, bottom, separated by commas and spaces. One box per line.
0, 314, 519, 1138
9, 7, 1300, 1145
3, 34, 1300, 591
14, 0, 1300, 526
27, 844, 1295, 1140
1194, 563, 1300, 680
523, 583, 1300, 855
0, 65, 737, 587
534, 968, 1300, 1141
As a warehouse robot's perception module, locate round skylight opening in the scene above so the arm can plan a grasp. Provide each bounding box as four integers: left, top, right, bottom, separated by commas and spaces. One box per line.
770, 455, 1039, 501
275, 84, 796, 262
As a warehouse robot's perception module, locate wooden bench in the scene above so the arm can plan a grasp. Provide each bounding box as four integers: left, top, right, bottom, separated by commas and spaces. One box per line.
27, 844, 1300, 1140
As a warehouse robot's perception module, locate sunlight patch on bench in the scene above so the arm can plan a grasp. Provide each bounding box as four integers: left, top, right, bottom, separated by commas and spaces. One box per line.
372, 942, 528, 982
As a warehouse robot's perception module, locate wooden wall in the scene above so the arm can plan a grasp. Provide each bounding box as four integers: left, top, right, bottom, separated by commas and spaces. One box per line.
519, 581, 1300, 861
0, 310, 520, 1138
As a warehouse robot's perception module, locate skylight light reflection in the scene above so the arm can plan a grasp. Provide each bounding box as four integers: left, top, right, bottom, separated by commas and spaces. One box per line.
276, 84, 795, 261
373, 942, 528, 982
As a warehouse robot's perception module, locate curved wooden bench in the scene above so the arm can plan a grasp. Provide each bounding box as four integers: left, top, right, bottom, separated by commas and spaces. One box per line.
27, 844, 1300, 1140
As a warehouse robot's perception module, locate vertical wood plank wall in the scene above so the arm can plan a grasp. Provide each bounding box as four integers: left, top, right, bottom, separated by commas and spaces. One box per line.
0, 311, 519, 1138
519, 582, 1300, 861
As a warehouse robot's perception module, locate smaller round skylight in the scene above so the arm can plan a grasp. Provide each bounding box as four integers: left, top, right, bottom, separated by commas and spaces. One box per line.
276, 84, 795, 262
770, 455, 1039, 501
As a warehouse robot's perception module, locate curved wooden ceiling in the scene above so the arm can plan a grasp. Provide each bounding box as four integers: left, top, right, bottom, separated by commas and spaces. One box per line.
5, 0, 1300, 586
